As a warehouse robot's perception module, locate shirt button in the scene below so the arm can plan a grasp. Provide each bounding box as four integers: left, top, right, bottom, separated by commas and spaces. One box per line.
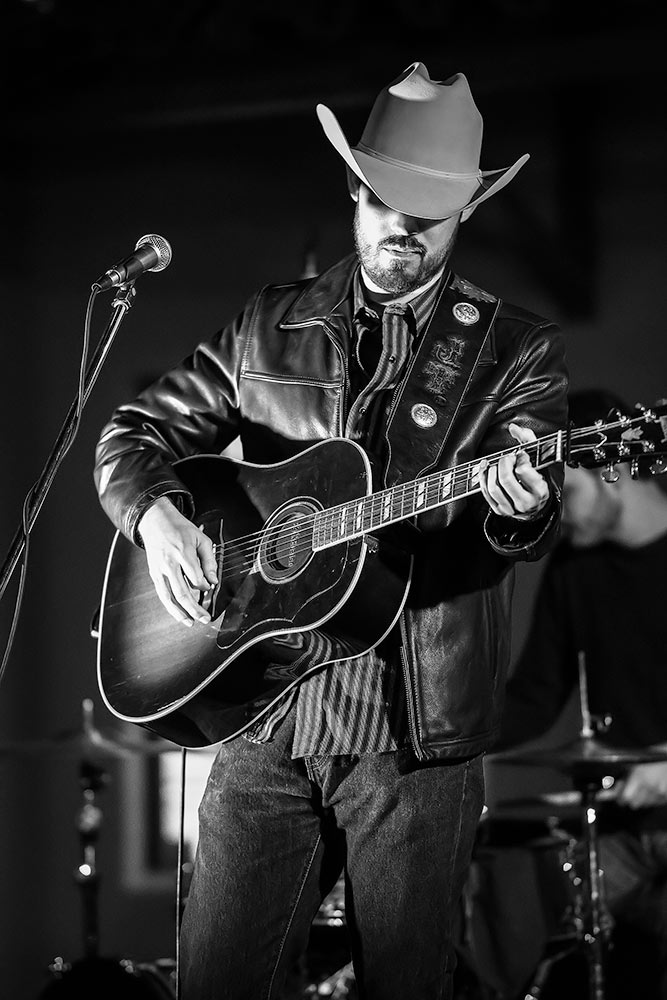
360, 407, 367, 414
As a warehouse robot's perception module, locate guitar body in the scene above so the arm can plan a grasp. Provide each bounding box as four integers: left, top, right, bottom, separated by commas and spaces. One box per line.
97, 439, 412, 747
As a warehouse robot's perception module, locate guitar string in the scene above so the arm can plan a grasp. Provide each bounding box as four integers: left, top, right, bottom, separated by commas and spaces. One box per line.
202, 422, 637, 583
212, 436, 551, 574
208, 421, 648, 579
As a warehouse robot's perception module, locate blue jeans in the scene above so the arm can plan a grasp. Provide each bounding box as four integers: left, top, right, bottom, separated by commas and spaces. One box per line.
179, 713, 484, 1000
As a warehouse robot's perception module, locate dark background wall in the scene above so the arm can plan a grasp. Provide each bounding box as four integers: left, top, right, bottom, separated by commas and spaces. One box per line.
1, 2, 665, 996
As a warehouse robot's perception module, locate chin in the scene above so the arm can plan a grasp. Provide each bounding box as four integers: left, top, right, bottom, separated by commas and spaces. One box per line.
375, 264, 421, 295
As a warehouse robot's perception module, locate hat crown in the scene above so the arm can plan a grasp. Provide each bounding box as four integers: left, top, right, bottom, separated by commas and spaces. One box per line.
358, 63, 483, 175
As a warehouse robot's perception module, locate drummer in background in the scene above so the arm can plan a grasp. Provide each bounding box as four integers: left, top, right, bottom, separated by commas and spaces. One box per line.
495, 388, 667, 998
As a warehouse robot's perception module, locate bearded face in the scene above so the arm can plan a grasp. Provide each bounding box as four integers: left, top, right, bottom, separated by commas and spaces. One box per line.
352, 183, 460, 295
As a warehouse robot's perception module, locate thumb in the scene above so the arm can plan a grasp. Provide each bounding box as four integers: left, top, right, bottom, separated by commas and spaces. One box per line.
508, 422, 537, 446
196, 528, 219, 586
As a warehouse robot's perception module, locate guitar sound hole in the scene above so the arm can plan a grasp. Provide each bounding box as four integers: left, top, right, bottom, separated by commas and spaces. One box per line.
258, 500, 319, 584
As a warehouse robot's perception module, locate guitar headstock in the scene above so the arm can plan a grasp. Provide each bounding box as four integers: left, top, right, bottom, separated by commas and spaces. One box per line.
566, 400, 667, 480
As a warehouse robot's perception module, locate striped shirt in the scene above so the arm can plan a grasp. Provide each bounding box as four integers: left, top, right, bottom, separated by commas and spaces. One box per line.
245, 266, 445, 756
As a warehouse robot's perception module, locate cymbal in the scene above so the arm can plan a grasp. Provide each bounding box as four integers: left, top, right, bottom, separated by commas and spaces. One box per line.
493, 735, 667, 776
0, 698, 177, 760
495, 789, 618, 812
0, 730, 173, 760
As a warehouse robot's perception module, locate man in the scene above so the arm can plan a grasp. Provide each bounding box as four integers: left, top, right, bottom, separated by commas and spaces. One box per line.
94, 63, 567, 999
497, 388, 667, 997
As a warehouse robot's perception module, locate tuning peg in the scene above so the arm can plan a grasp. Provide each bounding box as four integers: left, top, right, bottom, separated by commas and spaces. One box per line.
630, 458, 640, 479
650, 457, 667, 475
601, 463, 619, 483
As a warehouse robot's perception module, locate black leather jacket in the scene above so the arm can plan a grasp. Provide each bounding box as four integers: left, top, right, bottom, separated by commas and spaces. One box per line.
95, 255, 568, 760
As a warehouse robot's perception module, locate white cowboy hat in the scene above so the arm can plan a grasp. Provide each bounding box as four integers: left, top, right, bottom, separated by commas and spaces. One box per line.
317, 61, 529, 220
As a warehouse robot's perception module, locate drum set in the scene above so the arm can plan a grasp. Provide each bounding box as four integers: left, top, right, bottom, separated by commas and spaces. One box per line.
0, 698, 179, 999
305, 735, 667, 1000
480, 650, 667, 1000
479, 735, 667, 1000
3, 692, 665, 1000
304, 646, 667, 1000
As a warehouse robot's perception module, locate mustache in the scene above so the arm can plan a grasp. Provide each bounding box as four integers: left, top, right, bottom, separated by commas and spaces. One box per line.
378, 236, 425, 255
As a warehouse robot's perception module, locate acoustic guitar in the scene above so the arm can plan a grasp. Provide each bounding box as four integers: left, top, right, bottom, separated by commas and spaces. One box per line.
97, 403, 667, 747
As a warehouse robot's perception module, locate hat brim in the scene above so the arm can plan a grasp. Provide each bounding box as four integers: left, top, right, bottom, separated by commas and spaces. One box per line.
317, 104, 529, 221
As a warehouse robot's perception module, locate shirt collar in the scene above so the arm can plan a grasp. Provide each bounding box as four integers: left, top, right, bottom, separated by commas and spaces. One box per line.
353, 266, 445, 336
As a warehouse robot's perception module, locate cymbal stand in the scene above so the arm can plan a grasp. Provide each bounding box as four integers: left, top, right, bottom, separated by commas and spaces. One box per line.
523, 652, 614, 1000
74, 756, 109, 959
574, 775, 613, 1000
572, 651, 613, 1000
522, 787, 613, 1000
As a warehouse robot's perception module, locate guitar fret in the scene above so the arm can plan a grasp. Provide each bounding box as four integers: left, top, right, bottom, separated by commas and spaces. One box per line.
472, 462, 482, 488
355, 502, 364, 532
318, 512, 332, 548
313, 432, 566, 551
440, 471, 453, 499
383, 493, 392, 521
363, 500, 374, 532
363, 502, 372, 531
537, 438, 556, 466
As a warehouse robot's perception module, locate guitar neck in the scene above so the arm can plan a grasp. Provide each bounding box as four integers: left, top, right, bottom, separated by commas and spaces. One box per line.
313, 431, 564, 550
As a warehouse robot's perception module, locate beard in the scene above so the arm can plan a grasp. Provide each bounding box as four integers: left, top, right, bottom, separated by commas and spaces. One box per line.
353, 207, 458, 295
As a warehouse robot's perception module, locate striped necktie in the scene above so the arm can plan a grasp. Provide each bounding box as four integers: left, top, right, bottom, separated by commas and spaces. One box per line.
346, 302, 411, 441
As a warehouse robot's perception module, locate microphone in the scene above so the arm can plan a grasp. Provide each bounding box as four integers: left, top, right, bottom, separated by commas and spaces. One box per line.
93, 234, 172, 291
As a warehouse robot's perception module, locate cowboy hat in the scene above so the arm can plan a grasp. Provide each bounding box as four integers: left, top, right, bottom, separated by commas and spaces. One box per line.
317, 61, 529, 221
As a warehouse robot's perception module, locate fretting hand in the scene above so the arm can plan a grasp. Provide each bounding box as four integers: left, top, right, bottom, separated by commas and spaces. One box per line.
478, 423, 550, 521
137, 496, 219, 626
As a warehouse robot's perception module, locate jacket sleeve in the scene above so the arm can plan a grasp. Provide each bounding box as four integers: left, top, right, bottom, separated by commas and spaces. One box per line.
480, 316, 568, 563
94, 296, 258, 544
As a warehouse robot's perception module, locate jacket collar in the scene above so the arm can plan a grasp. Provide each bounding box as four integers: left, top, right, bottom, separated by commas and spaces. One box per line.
278, 253, 497, 364
279, 254, 358, 328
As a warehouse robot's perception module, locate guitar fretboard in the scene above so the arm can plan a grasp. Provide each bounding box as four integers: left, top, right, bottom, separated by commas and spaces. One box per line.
313, 432, 563, 550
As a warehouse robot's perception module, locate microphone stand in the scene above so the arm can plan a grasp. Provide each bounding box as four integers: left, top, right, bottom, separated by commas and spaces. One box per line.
0, 282, 137, 605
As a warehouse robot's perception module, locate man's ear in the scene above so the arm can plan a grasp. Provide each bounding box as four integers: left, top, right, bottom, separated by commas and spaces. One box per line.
346, 166, 361, 202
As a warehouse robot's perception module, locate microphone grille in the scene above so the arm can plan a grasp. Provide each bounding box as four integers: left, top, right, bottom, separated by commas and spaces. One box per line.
135, 233, 172, 272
